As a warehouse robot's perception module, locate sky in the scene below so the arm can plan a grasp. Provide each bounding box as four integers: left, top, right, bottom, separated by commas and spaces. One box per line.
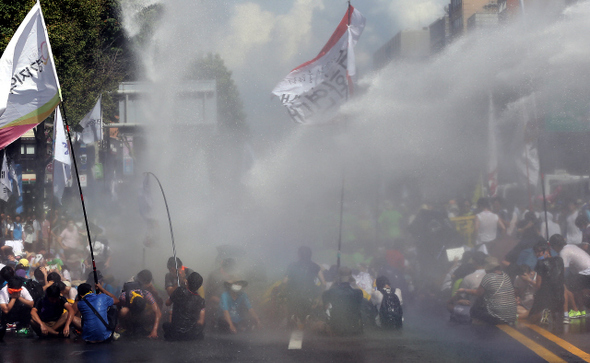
121, 0, 450, 140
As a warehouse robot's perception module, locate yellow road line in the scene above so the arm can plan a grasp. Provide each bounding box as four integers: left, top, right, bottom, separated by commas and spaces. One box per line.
497, 324, 566, 363
522, 322, 590, 363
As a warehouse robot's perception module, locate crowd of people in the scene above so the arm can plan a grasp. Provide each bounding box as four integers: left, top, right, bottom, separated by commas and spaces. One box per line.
4, 189, 590, 344
444, 196, 590, 326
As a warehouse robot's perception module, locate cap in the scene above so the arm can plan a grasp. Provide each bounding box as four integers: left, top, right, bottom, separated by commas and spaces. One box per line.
18, 258, 29, 267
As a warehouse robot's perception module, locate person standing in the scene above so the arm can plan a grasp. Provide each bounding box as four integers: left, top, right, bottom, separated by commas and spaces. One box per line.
565, 201, 582, 245
474, 198, 506, 255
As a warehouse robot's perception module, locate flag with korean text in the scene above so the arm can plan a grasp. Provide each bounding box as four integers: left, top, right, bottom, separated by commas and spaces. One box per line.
80, 95, 102, 144
272, 6, 365, 124
0, 2, 61, 150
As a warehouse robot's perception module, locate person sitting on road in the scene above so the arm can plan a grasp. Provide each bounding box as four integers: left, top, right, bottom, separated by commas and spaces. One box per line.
513, 264, 537, 320
322, 267, 364, 335
74, 282, 119, 343
458, 259, 517, 325
0, 277, 35, 341
217, 278, 261, 334
118, 270, 162, 339
371, 276, 403, 329
549, 233, 590, 316
164, 271, 205, 341
283, 246, 325, 329
30, 284, 75, 338
205, 257, 236, 327
165, 257, 195, 297
528, 240, 565, 324
57, 281, 77, 304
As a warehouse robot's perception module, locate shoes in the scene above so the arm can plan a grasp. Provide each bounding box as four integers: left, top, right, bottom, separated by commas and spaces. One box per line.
112, 332, 120, 341
581, 310, 587, 317
540, 309, 550, 325
564, 316, 571, 324
16, 327, 33, 336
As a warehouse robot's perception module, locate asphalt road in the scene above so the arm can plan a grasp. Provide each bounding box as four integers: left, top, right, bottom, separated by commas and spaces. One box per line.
2, 301, 590, 363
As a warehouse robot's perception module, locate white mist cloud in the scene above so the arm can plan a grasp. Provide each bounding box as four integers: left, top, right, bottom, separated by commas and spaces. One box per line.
388, 0, 448, 29
219, 0, 325, 69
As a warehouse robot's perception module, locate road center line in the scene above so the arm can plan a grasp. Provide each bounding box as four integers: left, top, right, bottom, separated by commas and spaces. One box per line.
497, 324, 566, 363
521, 322, 590, 362
288, 330, 304, 350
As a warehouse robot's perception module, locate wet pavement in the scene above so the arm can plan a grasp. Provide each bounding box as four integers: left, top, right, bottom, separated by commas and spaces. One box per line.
2, 301, 590, 362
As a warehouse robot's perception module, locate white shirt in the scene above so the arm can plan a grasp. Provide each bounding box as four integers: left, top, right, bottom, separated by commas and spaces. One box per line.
476, 210, 499, 244
0, 285, 33, 305
541, 220, 562, 240
560, 244, 590, 274
460, 269, 486, 290
567, 211, 583, 245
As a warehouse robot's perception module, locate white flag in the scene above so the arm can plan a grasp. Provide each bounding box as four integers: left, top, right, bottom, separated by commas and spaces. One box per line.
272, 6, 365, 124
80, 95, 102, 144
53, 106, 70, 165
1, 150, 12, 192
515, 97, 540, 188
0, 2, 61, 150
8, 160, 20, 197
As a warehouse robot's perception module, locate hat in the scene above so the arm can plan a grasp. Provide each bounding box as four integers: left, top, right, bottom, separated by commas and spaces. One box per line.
338, 267, 353, 283
223, 277, 248, 289
483, 256, 500, 272
18, 258, 29, 267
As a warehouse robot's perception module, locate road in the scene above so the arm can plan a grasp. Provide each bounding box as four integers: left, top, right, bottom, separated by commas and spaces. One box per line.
2, 300, 590, 362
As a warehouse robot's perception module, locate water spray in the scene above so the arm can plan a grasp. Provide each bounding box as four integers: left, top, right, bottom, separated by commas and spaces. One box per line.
143, 172, 180, 287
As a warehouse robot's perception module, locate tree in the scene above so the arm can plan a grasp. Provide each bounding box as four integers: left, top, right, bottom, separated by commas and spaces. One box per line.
0, 0, 130, 124
188, 53, 248, 135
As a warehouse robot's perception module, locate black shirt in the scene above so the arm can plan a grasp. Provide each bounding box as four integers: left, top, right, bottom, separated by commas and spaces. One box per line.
286, 260, 320, 297
35, 296, 67, 322
323, 283, 364, 335
170, 287, 205, 334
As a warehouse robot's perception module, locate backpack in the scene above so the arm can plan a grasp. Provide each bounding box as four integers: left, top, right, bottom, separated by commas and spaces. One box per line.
379, 288, 403, 329
24, 279, 44, 303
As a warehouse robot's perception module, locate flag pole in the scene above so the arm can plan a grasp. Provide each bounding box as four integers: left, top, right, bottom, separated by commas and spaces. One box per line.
336, 171, 345, 269
144, 172, 180, 287
60, 104, 99, 288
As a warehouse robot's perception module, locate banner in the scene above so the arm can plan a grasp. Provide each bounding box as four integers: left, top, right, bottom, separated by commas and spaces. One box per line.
272, 6, 365, 124
0, 2, 61, 149
80, 94, 102, 144
53, 106, 70, 165
53, 107, 71, 204
514, 97, 540, 189
1, 150, 12, 192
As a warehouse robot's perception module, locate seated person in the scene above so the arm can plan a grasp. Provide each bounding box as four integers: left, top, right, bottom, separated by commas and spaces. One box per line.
74, 282, 119, 343
164, 272, 205, 341
217, 278, 261, 334
57, 281, 77, 304
458, 260, 517, 325
30, 284, 75, 337
0, 277, 35, 341
371, 276, 402, 328
513, 264, 537, 320
118, 270, 162, 339
322, 267, 364, 335
528, 240, 565, 324
165, 257, 194, 297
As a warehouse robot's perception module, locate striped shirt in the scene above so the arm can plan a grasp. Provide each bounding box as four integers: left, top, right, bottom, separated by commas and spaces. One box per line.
480, 272, 517, 324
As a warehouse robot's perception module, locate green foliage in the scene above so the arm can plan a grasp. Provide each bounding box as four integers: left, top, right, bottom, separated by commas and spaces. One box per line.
0, 0, 130, 125
188, 53, 248, 134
